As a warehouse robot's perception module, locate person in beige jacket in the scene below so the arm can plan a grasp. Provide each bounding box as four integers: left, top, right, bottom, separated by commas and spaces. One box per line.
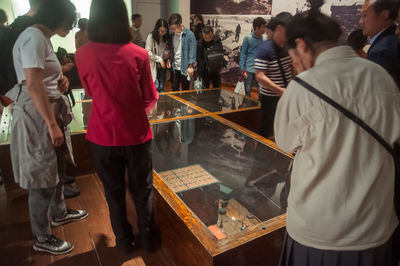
276, 0, 400, 265
145, 19, 170, 92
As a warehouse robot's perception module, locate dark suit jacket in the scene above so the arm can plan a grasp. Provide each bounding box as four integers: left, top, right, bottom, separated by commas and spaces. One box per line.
367, 25, 400, 88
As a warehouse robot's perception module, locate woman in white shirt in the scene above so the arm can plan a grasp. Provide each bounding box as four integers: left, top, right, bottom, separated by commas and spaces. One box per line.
9, 0, 87, 255
145, 18, 170, 92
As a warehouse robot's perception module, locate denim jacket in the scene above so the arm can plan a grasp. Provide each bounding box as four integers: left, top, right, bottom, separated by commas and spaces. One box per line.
239, 32, 264, 73
171, 27, 197, 77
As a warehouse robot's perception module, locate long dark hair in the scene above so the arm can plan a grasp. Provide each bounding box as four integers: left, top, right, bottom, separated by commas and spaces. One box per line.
286, 0, 342, 50
151, 19, 170, 45
88, 0, 131, 44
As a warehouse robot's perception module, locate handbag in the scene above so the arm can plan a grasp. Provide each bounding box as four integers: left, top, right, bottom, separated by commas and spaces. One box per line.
294, 76, 399, 262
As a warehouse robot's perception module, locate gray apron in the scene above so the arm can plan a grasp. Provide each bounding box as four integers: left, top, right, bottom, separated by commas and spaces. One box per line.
9, 84, 74, 189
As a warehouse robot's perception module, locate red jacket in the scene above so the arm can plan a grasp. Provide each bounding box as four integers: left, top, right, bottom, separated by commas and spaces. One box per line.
75, 42, 158, 146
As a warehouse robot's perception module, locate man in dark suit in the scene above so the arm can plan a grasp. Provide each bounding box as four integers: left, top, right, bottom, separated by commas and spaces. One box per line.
360, 0, 400, 87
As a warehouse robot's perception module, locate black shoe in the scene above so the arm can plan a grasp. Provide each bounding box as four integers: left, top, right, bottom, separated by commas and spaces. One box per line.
33, 235, 74, 255
51, 209, 88, 227
64, 183, 80, 198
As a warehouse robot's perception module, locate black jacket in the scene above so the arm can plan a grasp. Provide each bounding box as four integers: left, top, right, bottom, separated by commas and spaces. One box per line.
0, 15, 36, 95
196, 37, 224, 78
367, 25, 400, 88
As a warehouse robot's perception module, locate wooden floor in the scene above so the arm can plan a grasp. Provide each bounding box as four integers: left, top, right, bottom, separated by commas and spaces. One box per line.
0, 174, 173, 266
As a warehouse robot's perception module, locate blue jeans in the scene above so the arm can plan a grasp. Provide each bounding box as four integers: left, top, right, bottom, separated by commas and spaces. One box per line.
244, 72, 258, 97
155, 68, 166, 92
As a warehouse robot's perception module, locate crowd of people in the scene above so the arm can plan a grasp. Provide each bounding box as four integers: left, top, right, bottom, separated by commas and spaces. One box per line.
0, 0, 399, 265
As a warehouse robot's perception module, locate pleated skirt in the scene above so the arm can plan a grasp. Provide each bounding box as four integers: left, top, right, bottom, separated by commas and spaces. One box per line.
279, 230, 397, 266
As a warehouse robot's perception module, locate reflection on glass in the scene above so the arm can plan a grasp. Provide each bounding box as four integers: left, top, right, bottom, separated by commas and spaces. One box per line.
148, 94, 200, 121
152, 116, 292, 241
176, 89, 259, 113
69, 92, 201, 134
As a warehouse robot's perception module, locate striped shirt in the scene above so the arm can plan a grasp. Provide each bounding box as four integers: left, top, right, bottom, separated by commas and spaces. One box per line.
255, 40, 293, 96
132, 27, 145, 48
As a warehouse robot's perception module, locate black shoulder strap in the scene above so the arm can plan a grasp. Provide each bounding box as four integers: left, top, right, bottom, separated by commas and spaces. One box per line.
294, 77, 394, 156
295, 76, 400, 219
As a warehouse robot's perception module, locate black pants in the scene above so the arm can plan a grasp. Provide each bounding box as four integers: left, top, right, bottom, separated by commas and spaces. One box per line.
259, 95, 280, 139
172, 70, 190, 91
91, 140, 153, 246
202, 72, 221, 89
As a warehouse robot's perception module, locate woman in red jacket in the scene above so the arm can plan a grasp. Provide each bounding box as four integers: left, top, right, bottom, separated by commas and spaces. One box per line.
75, 0, 158, 253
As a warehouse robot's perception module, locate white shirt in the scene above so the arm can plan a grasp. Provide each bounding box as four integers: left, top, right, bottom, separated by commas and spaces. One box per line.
13, 27, 62, 98
275, 46, 400, 251
173, 32, 183, 71
145, 33, 167, 82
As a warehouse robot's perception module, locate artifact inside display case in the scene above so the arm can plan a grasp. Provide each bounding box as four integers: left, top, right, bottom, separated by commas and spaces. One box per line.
0, 105, 12, 145
152, 115, 291, 242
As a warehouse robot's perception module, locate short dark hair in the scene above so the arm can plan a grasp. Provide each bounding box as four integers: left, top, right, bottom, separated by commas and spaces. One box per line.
253, 17, 266, 30
132, 13, 141, 21
347, 29, 368, 51
286, 0, 342, 50
169, 13, 182, 26
78, 18, 88, 30
29, 0, 44, 8
202, 25, 213, 34
88, 0, 131, 44
34, 0, 76, 31
372, 0, 400, 20
0, 9, 6, 24
267, 12, 293, 31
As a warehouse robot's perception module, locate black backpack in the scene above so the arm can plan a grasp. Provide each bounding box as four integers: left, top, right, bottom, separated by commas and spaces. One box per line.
0, 27, 10, 95
0, 16, 36, 95
204, 39, 224, 73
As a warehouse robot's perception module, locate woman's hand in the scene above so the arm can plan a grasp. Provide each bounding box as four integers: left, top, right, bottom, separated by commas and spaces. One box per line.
187, 66, 194, 76
160, 60, 166, 69
58, 76, 70, 93
166, 60, 171, 69
48, 123, 64, 147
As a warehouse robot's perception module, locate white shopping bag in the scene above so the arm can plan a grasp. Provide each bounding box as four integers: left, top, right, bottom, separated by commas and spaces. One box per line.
234, 81, 245, 95
194, 78, 203, 94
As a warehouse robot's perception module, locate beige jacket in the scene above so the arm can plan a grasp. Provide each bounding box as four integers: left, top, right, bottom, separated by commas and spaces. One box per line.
275, 46, 400, 250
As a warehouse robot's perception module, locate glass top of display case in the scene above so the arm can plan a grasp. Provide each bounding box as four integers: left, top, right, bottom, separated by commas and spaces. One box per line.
68, 89, 202, 134
151, 115, 291, 242
174, 89, 259, 113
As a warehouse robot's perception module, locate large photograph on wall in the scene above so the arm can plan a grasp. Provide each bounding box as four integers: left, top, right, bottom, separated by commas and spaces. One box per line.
197, 14, 271, 84
191, 0, 363, 84
191, 0, 273, 15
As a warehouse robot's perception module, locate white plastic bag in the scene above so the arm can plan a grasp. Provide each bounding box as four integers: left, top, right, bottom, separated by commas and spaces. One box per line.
234, 81, 245, 95
194, 78, 203, 94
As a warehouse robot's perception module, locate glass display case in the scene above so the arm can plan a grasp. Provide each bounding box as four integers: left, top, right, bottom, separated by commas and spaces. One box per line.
0, 87, 289, 265
151, 114, 292, 266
